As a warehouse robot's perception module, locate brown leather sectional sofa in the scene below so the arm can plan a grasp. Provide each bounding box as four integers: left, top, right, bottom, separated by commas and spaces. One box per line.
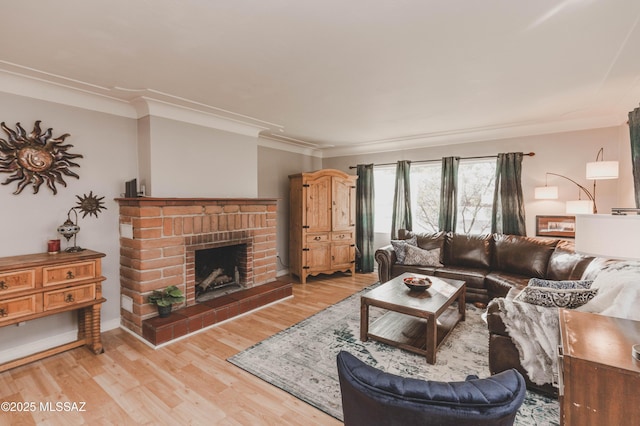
375, 229, 606, 395
375, 229, 595, 304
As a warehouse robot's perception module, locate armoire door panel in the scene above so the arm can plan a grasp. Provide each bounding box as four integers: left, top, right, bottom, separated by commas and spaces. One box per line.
304, 175, 332, 233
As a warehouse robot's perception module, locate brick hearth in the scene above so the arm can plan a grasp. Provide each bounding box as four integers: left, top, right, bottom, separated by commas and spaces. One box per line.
117, 197, 281, 338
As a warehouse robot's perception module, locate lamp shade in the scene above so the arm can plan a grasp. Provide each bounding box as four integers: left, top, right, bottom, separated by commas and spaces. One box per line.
534, 186, 558, 199
566, 200, 593, 214
575, 214, 640, 259
586, 160, 619, 180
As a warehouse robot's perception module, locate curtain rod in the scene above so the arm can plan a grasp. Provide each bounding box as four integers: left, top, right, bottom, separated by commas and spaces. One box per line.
348, 152, 535, 169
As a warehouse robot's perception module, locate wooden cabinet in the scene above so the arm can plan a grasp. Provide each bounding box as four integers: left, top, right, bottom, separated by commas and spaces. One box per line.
0, 250, 106, 372
289, 169, 357, 284
558, 309, 640, 425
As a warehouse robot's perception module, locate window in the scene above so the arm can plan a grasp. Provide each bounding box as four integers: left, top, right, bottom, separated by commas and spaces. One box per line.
412, 163, 441, 233
373, 166, 396, 233
455, 159, 496, 234
373, 158, 496, 235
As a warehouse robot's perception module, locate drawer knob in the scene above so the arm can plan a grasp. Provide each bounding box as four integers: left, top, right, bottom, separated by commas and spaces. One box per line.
314, 236, 321, 241
0, 308, 7, 317
66, 271, 75, 280
65, 294, 75, 303
0, 280, 7, 290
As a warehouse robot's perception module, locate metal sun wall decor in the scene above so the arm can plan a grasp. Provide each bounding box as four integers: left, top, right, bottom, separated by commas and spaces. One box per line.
0, 120, 82, 195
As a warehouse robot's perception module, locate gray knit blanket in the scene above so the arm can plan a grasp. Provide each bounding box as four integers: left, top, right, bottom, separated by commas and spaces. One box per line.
494, 294, 559, 387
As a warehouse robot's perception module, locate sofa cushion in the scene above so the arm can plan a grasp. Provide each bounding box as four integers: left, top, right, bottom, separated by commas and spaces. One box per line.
485, 271, 531, 299
443, 233, 493, 269
527, 278, 593, 289
434, 266, 487, 289
399, 230, 446, 251
392, 264, 439, 278
391, 235, 417, 264
493, 234, 558, 278
514, 286, 598, 309
401, 245, 443, 267
546, 241, 595, 281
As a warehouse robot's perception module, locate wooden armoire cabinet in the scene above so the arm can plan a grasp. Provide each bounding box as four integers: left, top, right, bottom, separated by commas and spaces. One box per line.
289, 169, 357, 284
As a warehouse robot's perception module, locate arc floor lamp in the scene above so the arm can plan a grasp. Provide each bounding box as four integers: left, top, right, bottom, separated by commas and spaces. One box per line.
534, 147, 619, 214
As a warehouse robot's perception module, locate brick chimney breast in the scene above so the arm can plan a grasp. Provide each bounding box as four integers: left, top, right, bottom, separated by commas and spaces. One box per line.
117, 197, 278, 337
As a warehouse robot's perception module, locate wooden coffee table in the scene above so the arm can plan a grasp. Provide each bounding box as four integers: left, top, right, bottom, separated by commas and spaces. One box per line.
360, 272, 465, 364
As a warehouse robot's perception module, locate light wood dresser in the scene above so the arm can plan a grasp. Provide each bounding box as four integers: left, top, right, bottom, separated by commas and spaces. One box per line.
0, 249, 106, 372
558, 309, 640, 425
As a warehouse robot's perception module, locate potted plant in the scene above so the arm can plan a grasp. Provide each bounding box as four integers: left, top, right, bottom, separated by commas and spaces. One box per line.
148, 285, 185, 318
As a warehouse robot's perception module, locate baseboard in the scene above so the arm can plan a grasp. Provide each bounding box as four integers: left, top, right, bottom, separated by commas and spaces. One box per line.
0, 317, 122, 365
277, 268, 290, 277
0, 330, 78, 364
102, 317, 121, 332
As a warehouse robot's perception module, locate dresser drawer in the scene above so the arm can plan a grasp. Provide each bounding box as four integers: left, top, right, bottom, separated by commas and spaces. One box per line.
306, 233, 330, 243
0, 269, 36, 296
0, 295, 38, 323
44, 284, 96, 311
43, 261, 96, 287
332, 231, 354, 241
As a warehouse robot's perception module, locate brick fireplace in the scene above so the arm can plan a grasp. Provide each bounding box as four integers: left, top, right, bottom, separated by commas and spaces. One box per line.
117, 197, 286, 340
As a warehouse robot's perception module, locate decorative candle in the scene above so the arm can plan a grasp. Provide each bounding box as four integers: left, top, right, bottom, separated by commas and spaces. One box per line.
48, 239, 61, 254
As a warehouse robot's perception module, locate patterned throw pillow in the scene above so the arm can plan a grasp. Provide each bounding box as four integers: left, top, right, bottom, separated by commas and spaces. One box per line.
400, 245, 443, 267
391, 236, 417, 264
515, 286, 598, 309
526, 278, 593, 289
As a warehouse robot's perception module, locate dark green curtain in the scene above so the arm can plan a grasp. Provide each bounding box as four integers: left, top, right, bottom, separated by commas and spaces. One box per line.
630, 105, 640, 208
438, 156, 460, 232
391, 160, 412, 239
492, 152, 526, 235
356, 164, 375, 273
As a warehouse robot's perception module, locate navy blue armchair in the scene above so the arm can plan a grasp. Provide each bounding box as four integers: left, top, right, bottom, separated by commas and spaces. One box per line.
337, 351, 526, 426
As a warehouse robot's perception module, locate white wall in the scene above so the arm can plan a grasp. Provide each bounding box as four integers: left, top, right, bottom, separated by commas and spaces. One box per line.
322, 125, 632, 246
0, 92, 137, 362
144, 116, 258, 198
257, 143, 323, 275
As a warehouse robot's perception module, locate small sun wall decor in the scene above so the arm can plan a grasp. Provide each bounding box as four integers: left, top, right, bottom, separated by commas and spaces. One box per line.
0, 120, 82, 195
57, 191, 107, 252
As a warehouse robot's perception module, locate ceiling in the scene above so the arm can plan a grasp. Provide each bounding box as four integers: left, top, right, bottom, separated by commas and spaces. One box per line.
1, 0, 639, 156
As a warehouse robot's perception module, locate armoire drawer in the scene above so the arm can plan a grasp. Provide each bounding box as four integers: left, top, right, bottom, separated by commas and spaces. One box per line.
43, 261, 96, 287
306, 233, 330, 243
0, 295, 38, 323
0, 269, 36, 296
332, 231, 354, 241
44, 284, 96, 311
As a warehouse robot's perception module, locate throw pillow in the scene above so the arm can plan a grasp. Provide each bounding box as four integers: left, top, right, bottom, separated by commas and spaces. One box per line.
390, 236, 417, 264
515, 286, 598, 309
527, 278, 593, 290
401, 245, 443, 267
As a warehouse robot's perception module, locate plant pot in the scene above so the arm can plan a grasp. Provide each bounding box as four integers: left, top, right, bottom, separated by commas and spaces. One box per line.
157, 304, 172, 318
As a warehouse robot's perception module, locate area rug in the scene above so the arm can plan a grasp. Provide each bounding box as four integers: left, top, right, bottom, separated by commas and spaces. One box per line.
228, 284, 559, 425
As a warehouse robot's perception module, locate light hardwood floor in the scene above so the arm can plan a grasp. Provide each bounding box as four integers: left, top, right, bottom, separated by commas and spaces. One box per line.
0, 272, 377, 425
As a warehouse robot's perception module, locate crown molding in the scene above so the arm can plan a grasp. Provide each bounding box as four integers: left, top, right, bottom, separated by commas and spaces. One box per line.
257, 133, 324, 157
0, 68, 137, 118
131, 96, 269, 138
320, 114, 628, 157
0, 62, 282, 138
0, 62, 630, 158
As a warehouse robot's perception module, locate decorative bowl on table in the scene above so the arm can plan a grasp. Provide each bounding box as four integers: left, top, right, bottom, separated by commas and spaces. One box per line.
403, 276, 432, 292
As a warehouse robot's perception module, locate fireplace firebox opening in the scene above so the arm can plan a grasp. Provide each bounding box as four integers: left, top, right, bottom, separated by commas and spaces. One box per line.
195, 244, 247, 301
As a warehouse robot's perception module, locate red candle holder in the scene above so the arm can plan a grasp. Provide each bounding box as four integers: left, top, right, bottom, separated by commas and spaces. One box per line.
47, 239, 61, 254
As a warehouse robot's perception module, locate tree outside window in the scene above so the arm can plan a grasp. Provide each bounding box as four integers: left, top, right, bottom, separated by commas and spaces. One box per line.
374, 158, 496, 236
454, 159, 496, 234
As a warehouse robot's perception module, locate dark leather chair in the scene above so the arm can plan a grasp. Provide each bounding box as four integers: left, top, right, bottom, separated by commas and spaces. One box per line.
336, 351, 526, 426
